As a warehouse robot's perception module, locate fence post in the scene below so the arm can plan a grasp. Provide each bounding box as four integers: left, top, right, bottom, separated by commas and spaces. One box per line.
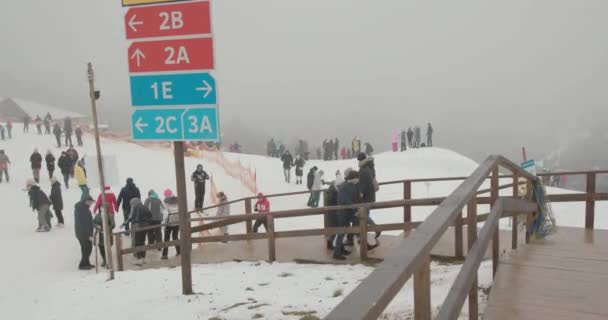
467, 198, 478, 320
267, 213, 276, 262
403, 181, 412, 235
491, 166, 499, 278
454, 211, 464, 259
115, 233, 124, 272
586, 173, 596, 230
359, 207, 368, 260
512, 173, 519, 250
414, 255, 431, 320
245, 198, 253, 235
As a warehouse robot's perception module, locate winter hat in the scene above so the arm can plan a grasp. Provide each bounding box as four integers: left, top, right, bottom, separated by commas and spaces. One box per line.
126, 178, 134, 185
148, 189, 158, 198
163, 189, 174, 198
197, 164, 203, 170
357, 152, 367, 161
257, 192, 265, 198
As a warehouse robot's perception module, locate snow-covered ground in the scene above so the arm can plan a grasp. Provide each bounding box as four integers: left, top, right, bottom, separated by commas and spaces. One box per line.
0, 126, 604, 319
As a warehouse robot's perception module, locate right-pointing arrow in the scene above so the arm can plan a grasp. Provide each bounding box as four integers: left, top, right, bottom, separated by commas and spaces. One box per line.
130, 48, 146, 67
135, 117, 148, 133
195, 80, 213, 99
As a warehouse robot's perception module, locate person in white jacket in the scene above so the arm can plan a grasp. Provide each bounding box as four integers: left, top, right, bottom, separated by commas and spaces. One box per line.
216, 192, 230, 239
161, 189, 180, 259
310, 170, 325, 208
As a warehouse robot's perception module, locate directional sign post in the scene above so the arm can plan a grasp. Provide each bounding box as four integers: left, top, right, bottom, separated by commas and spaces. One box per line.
130, 72, 216, 106
128, 37, 214, 73
125, 1, 211, 39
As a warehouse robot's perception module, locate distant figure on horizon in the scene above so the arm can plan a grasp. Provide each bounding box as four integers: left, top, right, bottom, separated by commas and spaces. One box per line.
391, 131, 398, 152
426, 122, 434, 147
414, 126, 421, 148
64, 117, 73, 147
6, 121, 12, 139
400, 129, 407, 151
53, 123, 62, 148
23, 116, 30, 133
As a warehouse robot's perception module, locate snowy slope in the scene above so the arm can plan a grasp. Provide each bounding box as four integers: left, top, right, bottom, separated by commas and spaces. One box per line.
0, 126, 605, 319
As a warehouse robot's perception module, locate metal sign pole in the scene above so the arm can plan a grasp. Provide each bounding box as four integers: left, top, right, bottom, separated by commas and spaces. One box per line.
174, 141, 193, 294
87, 62, 115, 280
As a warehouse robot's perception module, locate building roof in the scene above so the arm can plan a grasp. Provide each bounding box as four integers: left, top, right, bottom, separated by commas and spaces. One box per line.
0, 98, 87, 120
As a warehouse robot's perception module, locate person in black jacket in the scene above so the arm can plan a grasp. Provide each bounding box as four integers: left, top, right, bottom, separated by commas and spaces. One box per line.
57, 151, 71, 188
358, 152, 381, 242
333, 170, 361, 260
125, 198, 152, 260
45, 150, 56, 180
53, 123, 62, 148
116, 178, 141, 233
64, 117, 73, 147
27, 180, 52, 232
324, 183, 339, 250
306, 166, 318, 207
74, 196, 95, 270
294, 155, 305, 185
49, 177, 64, 225
280, 151, 294, 183
30, 149, 43, 183
191, 164, 209, 210
401, 130, 407, 151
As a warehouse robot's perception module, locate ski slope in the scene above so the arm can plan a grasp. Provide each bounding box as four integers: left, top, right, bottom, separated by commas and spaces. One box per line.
0, 126, 605, 319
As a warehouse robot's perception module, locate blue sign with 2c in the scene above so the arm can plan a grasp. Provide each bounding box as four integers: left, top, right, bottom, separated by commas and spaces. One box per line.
130, 73, 217, 106
131, 107, 219, 141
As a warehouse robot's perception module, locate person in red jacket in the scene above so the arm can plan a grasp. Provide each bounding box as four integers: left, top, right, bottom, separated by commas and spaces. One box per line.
94, 186, 118, 216
253, 193, 270, 233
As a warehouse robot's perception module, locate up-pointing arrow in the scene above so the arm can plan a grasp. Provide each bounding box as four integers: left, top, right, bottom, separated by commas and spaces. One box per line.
130, 48, 146, 67
195, 80, 213, 99
128, 14, 144, 32
135, 117, 149, 133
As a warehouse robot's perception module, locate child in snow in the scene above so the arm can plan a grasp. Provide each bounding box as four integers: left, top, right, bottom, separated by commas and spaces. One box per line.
253, 193, 270, 233
162, 189, 180, 259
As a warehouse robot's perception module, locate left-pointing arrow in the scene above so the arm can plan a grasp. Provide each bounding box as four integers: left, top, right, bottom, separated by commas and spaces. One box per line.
135, 117, 148, 133
128, 14, 143, 32
130, 48, 146, 67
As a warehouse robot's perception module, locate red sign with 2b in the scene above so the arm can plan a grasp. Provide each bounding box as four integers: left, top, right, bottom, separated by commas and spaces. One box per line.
125, 1, 211, 39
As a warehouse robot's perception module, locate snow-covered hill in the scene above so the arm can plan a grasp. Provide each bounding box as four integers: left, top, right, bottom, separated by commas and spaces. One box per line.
0, 126, 604, 319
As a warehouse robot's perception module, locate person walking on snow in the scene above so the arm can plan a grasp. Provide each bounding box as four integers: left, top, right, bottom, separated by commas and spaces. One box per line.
45, 150, 56, 180
117, 178, 141, 233
144, 190, 164, 245
400, 130, 407, 151
162, 189, 180, 259
35, 115, 42, 135
333, 170, 361, 260
281, 151, 294, 183
124, 198, 152, 262
75, 126, 84, 147
6, 121, 12, 139
49, 177, 65, 226
23, 116, 30, 133
191, 164, 210, 211
334, 138, 340, 160
216, 192, 230, 240
26, 179, 52, 232
64, 117, 73, 147
74, 196, 95, 270
294, 154, 305, 185
66, 146, 79, 176
57, 151, 71, 187
0, 124, 5, 141
407, 127, 414, 148
358, 152, 381, 247
44, 113, 51, 135
74, 159, 89, 201
391, 131, 399, 152
426, 122, 434, 147
306, 166, 318, 207
352, 137, 361, 157
53, 123, 62, 148
30, 149, 43, 183
0, 150, 10, 183
253, 193, 270, 233
310, 169, 325, 208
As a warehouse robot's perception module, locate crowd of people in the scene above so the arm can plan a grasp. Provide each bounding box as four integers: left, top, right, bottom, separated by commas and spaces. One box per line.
392, 123, 434, 151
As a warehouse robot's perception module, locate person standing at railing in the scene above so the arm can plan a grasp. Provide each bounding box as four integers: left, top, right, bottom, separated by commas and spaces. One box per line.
124, 198, 152, 263
333, 170, 360, 260
144, 190, 165, 246
162, 189, 180, 259
306, 166, 318, 207
253, 193, 270, 233
310, 170, 325, 208
117, 178, 141, 234
358, 152, 381, 247
191, 164, 210, 211
74, 196, 95, 270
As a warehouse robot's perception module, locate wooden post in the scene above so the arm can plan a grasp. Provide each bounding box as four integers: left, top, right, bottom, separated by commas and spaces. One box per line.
414, 255, 431, 320
245, 198, 253, 234
267, 213, 276, 262
403, 181, 412, 234
454, 211, 464, 259
359, 207, 368, 260
585, 173, 596, 230
174, 142, 193, 295
512, 174, 519, 250
87, 63, 114, 281
467, 198, 478, 320
115, 234, 124, 272
491, 166, 499, 278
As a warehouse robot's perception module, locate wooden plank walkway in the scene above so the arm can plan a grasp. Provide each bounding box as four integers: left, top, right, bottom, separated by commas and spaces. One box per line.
485, 226, 608, 319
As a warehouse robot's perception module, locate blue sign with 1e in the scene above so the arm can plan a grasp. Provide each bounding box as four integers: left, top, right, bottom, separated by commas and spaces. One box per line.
130, 73, 217, 106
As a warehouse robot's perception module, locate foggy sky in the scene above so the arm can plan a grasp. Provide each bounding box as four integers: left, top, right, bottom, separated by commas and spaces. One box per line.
1, 0, 607, 161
